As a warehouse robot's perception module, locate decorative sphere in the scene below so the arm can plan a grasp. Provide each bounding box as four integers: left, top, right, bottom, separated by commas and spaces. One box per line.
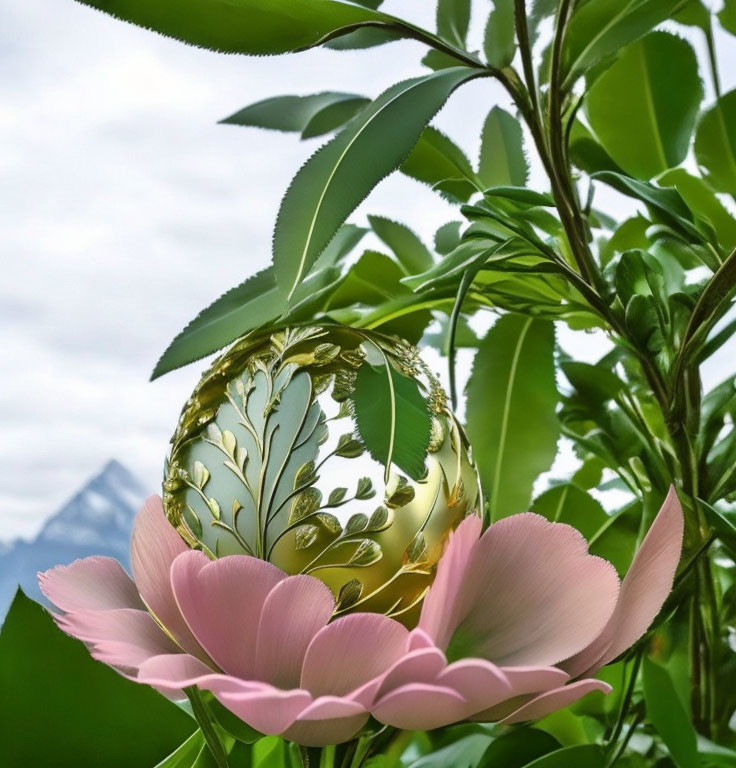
163, 325, 481, 623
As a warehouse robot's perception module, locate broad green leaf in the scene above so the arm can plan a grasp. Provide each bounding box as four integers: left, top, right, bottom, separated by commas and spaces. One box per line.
312, 223, 368, 271
562, 0, 684, 87
351, 361, 432, 481
585, 32, 703, 180
410, 734, 492, 768
483, 0, 516, 68
699, 499, 736, 559
531, 483, 609, 540
72, 0, 393, 55
478, 107, 529, 188
592, 171, 703, 242
483, 186, 554, 207
659, 169, 736, 252
479, 728, 560, 767
151, 265, 344, 379
0, 590, 195, 767
600, 216, 650, 266
719, 0, 736, 34
324, 27, 403, 49
368, 215, 434, 274
465, 314, 559, 521
437, 0, 471, 47
562, 360, 626, 402
273, 67, 481, 298
252, 736, 285, 768
155, 731, 206, 768
643, 656, 700, 768
694, 89, 736, 198
325, 250, 408, 307
401, 126, 480, 203
524, 745, 605, 767
219, 92, 367, 137
589, 502, 640, 576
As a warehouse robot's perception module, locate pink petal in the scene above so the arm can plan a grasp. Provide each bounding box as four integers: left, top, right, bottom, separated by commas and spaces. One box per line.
419, 516, 482, 649
137, 653, 253, 695
255, 575, 335, 689
407, 628, 435, 651
372, 683, 468, 730
435, 658, 512, 712
39, 557, 143, 613
283, 699, 369, 746
301, 613, 408, 697
130, 496, 204, 658
564, 487, 684, 677
215, 688, 313, 735
55, 608, 178, 670
446, 513, 620, 667
501, 666, 570, 696
372, 647, 448, 701
171, 550, 285, 679
501, 679, 612, 724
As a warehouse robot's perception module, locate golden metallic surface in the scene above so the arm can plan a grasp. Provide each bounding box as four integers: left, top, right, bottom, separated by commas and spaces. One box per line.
164, 325, 481, 623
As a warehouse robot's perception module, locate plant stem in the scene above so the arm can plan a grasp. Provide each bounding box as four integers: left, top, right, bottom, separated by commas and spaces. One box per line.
185, 688, 230, 768
607, 650, 643, 753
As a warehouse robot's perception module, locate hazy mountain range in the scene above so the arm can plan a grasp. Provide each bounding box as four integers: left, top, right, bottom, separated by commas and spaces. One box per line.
0, 459, 146, 620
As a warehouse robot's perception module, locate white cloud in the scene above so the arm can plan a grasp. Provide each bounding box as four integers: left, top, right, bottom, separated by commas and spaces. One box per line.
1, 0, 735, 539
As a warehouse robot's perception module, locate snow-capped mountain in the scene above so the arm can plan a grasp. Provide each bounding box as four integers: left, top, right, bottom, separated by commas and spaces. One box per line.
0, 460, 147, 620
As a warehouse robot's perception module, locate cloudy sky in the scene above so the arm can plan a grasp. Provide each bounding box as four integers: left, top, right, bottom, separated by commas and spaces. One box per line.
2, 0, 735, 540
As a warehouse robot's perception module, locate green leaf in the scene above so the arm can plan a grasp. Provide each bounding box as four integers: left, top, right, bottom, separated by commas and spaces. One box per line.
592, 171, 703, 242
368, 215, 434, 274
719, 0, 736, 35
562, 0, 684, 87
643, 656, 700, 768
479, 728, 560, 767
531, 483, 609, 540
435, 221, 464, 254
219, 92, 367, 138
437, 0, 471, 47
523, 745, 605, 767
326, 250, 406, 307
155, 731, 206, 768
302, 97, 371, 138
589, 502, 640, 576
410, 734, 492, 768
585, 32, 703, 180
483, 186, 554, 207
478, 107, 529, 188
72, 0, 394, 55
151, 265, 343, 379
562, 360, 625, 402
659, 169, 736, 252
694, 89, 736, 199
273, 67, 480, 298
401, 126, 480, 203
351, 361, 432, 481
465, 314, 559, 521
324, 27, 403, 49
483, 0, 516, 68
569, 120, 624, 175
0, 590, 195, 766
699, 499, 736, 559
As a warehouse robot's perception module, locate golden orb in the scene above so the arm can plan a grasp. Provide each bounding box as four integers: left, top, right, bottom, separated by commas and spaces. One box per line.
163, 325, 480, 624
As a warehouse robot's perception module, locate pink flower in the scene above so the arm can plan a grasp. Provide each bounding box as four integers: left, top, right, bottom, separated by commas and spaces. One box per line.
365, 487, 683, 729
39, 497, 410, 747
38, 488, 683, 745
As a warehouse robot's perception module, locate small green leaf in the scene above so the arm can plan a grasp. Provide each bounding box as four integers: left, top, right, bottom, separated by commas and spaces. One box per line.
436, 0, 471, 47
324, 26, 403, 50
301, 97, 372, 138
465, 314, 559, 521
531, 483, 609, 540
699, 499, 736, 559
368, 215, 434, 274
219, 92, 367, 136
483, 0, 515, 68
592, 171, 703, 242
401, 126, 480, 203
643, 656, 700, 768
351, 362, 432, 480
478, 107, 529, 189
154, 731, 206, 768
434, 221, 463, 254
273, 67, 480, 298
694, 89, 736, 199
585, 32, 703, 180
410, 734, 492, 768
